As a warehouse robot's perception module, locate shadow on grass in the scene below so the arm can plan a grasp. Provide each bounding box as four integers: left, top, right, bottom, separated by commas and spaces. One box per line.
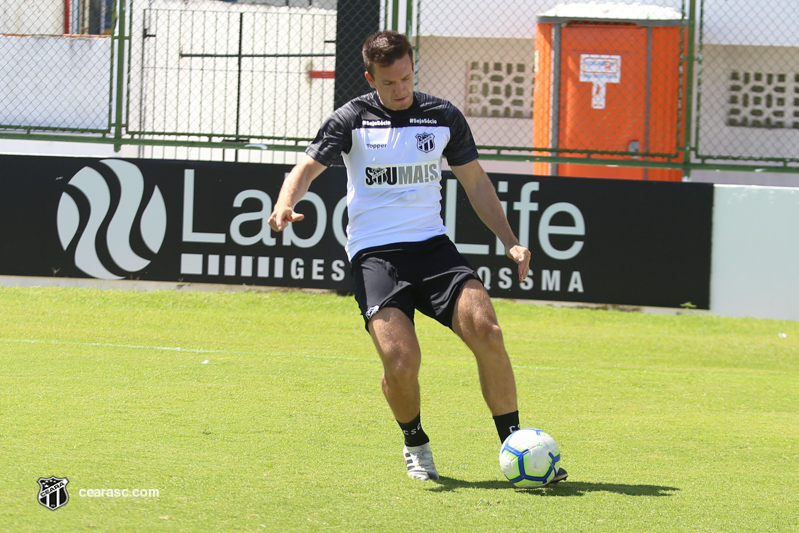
428, 477, 679, 497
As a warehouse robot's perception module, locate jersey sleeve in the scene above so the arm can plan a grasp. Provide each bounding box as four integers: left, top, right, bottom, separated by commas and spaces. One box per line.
441, 102, 479, 166
305, 105, 354, 167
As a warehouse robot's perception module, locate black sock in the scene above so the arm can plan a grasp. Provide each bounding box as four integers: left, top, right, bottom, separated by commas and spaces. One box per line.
398, 413, 429, 447
493, 411, 520, 443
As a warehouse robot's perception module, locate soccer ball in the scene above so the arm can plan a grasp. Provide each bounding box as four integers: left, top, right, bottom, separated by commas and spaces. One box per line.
499, 428, 562, 487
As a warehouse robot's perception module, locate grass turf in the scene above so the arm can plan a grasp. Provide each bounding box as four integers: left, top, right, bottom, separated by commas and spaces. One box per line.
0, 286, 797, 531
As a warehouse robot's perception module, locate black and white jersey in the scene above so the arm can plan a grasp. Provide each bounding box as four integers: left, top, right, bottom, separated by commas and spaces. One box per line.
306, 91, 479, 259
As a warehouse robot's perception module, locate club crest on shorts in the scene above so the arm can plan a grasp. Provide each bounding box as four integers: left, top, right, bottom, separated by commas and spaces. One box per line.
38, 476, 70, 511
415, 132, 435, 153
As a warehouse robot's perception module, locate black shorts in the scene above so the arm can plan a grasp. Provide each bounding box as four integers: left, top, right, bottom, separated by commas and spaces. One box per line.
351, 235, 482, 331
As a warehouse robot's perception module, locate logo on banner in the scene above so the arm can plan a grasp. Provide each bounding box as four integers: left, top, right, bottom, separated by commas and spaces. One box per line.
37, 476, 69, 511
415, 132, 435, 153
56, 159, 167, 279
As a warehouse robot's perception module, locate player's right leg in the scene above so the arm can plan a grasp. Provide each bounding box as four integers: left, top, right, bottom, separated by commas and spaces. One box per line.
368, 308, 439, 481
351, 248, 439, 481
368, 308, 422, 424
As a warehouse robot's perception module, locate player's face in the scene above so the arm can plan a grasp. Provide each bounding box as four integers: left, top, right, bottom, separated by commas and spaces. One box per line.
365, 54, 415, 111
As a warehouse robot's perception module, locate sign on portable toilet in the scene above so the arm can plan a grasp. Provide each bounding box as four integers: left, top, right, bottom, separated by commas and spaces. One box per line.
532, 2, 685, 181
579, 54, 621, 109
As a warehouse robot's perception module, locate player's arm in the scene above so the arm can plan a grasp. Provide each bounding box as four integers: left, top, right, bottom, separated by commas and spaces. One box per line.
449, 159, 531, 282
268, 154, 328, 232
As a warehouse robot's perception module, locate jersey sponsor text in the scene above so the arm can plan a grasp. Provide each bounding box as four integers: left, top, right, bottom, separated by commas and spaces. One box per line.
364, 162, 440, 187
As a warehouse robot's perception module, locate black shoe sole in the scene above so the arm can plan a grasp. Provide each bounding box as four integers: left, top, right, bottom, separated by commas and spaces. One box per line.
546, 467, 568, 485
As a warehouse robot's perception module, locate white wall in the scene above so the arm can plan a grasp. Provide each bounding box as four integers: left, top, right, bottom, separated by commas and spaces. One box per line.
0, 35, 112, 130
0, 0, 63, 34
690, 170, 799, 188
710, 185, 799, 321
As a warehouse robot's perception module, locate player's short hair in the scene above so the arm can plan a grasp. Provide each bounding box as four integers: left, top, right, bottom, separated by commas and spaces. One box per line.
362, 31, 413, 75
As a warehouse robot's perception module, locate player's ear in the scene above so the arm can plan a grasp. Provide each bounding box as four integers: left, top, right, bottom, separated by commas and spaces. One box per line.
364, 71, 376, 88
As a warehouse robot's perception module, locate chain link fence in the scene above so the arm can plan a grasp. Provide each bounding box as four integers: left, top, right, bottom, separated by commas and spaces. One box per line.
413, 1, 691, 179
1, 0, 798, 172
695, 0, 799, 166
1, 0, 116, 133
128, 1, 337, 142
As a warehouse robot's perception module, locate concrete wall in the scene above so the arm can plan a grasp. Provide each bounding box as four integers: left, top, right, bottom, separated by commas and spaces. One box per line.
417, 35, 535, 150
710, 185, 799, 321
696, 44, 799, 161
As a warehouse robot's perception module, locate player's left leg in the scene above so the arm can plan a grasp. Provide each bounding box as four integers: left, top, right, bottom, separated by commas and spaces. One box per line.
452, 279, 519, 441
451, 279, 568, 482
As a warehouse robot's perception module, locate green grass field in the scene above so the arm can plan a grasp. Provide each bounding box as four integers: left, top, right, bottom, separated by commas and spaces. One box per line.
1, 285, 797, 532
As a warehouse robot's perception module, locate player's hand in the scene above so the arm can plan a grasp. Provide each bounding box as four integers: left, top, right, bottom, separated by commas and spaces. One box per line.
268, 206, 305, 232
506, 243, 531, 282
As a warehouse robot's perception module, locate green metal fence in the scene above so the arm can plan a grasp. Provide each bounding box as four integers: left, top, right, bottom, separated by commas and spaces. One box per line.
1, 0, 798, 174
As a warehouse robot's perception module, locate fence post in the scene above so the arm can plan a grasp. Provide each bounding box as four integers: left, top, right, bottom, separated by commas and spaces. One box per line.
681, 0, 698, 179
334, 0, 380, 110
112, 0, 128, 152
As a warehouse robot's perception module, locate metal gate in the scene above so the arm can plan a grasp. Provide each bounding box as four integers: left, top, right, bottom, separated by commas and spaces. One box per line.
128, 4, 337, 143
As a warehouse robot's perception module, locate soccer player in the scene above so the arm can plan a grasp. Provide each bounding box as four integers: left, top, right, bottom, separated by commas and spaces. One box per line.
268, 30, 566, 484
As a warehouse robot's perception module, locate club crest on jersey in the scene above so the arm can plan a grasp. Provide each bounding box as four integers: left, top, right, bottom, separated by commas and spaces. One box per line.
415, 132, 435, 153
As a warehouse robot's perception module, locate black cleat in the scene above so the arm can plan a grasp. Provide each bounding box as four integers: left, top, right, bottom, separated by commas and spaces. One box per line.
546, 467, 568, 485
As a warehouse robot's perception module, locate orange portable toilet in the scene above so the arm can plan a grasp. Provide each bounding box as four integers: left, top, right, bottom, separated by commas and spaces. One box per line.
533, 3, 685, 180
